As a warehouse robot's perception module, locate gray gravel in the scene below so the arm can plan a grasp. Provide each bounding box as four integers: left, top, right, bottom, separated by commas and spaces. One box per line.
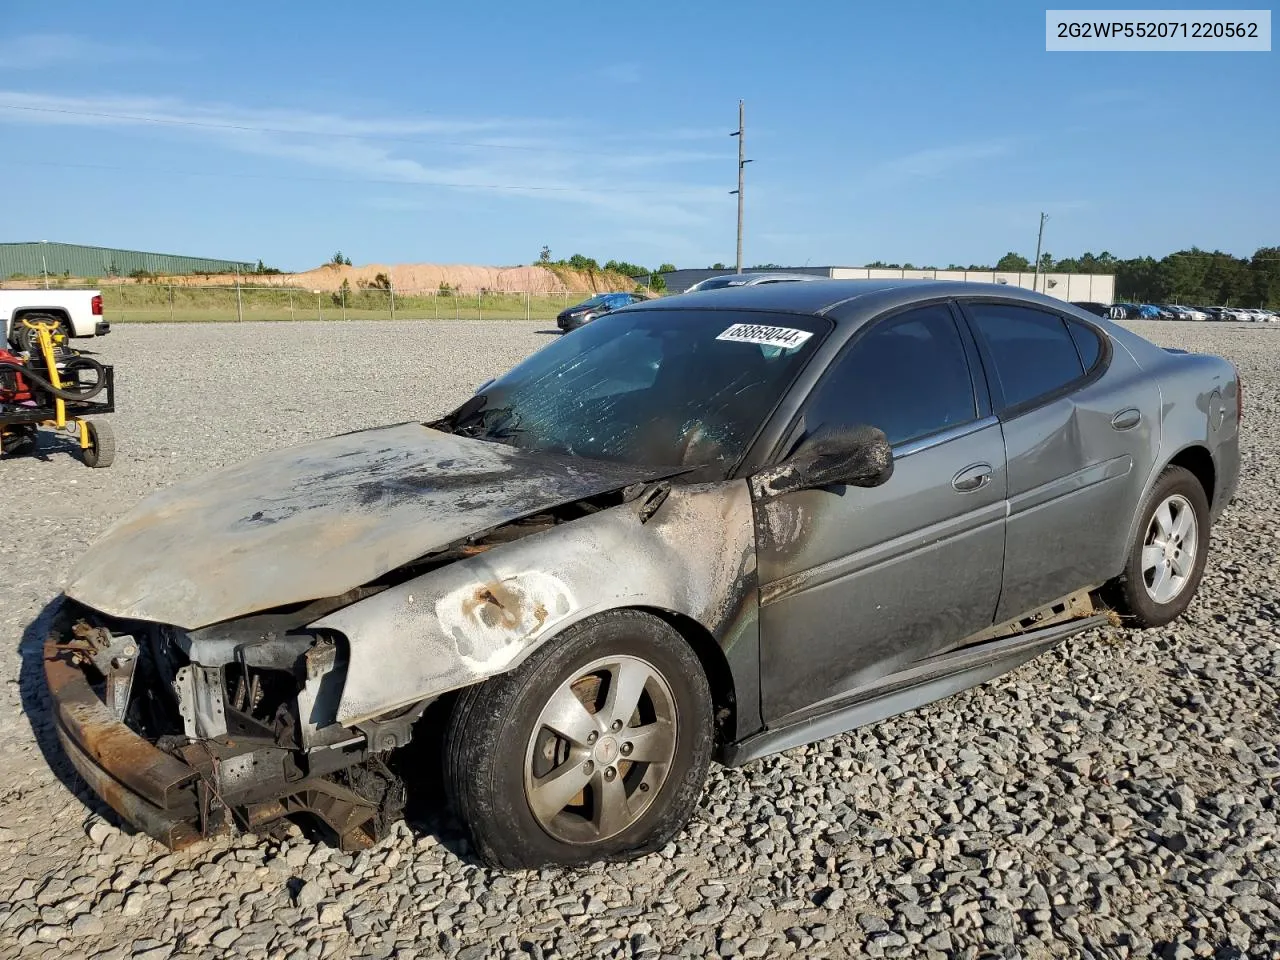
2, 319, 1278, 960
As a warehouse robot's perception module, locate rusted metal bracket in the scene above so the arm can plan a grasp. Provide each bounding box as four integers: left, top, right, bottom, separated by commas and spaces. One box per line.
960, 588, 1099, 648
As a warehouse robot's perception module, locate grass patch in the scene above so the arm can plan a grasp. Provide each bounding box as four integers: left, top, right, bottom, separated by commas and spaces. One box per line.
102, 286, 582, 323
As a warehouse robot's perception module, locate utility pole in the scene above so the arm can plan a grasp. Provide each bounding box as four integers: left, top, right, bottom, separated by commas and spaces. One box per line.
730, 100, 751, 274
1032, 211, 1049, 293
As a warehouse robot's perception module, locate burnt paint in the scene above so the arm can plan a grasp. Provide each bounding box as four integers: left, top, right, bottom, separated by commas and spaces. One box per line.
64, 423, 658, 629
312, 480, 761, 732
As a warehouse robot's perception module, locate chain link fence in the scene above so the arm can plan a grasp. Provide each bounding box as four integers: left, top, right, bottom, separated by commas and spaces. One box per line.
101, 284, 592, 324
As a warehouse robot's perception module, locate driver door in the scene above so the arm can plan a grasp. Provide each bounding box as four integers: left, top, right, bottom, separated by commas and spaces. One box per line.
754, 303, 1007, 722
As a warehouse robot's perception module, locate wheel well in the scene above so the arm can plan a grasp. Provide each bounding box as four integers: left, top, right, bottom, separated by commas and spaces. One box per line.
1168, 445, 1215, 506
640, 607, 738, 747
14, 308, 70, 323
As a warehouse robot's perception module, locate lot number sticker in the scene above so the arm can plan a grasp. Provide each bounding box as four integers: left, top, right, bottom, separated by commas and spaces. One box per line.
716, 323, 814, 349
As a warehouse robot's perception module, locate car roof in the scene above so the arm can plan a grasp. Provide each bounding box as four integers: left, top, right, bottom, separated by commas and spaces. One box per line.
636, 278, 1092, 324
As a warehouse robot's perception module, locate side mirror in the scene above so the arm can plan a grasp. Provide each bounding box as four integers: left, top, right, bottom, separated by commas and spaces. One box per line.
750, 424, 894, 501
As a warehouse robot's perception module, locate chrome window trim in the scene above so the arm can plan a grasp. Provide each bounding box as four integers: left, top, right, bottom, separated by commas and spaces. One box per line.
893, 415, 1000, 460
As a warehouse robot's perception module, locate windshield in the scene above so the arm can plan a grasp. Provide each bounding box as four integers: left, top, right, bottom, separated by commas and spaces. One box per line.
443, 309, 828, 471
576, 294, 611, 308
692, 276, 745, 290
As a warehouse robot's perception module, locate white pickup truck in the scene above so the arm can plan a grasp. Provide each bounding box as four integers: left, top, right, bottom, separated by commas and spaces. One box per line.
1, 289, 110, 351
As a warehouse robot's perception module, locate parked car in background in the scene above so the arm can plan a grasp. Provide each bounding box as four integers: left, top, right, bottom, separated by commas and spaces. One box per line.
47, 280, 1241, 868
684, 272, 819, 294
1110, 303, 1139, 320
556, 292, 645, 333
1070, 301, 1112, 318
0, 288, 108, 351
1137, 304, 1166, 320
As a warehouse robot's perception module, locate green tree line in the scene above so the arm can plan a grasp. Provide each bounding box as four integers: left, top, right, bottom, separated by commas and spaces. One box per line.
536, 247, 675, 292
854, 248, 1276, 306
988, 247, 1277, 306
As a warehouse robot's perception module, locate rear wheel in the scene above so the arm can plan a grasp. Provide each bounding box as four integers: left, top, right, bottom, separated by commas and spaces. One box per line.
444, 610, 713, 868
1106, 466, 1210, 627
82, 420, 115, 468
12, 313, 69, 353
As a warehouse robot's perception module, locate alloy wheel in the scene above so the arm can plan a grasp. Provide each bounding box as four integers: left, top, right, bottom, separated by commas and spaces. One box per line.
1141, 493, 1199, 604
523, 655, 677, 844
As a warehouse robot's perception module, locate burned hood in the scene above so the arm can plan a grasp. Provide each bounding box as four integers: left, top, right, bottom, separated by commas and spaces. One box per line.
64, 422, 657, 628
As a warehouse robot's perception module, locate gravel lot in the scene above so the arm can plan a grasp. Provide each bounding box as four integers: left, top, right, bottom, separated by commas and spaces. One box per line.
2, 320, 1278, 960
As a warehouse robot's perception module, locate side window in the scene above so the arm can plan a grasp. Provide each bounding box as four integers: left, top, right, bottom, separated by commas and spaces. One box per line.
803, 305, 976, 446
1066, 317, 1103, 371
965, 303, 1086, 409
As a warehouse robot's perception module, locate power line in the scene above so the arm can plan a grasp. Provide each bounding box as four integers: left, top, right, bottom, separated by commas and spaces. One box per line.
0, 102, 708, 160
0, 157, 717, 196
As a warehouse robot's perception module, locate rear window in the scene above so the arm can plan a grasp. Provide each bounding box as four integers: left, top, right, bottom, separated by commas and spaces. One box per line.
693, 276, 742, 290
965, 303, 1086, 409
1066, 318, 1103, 371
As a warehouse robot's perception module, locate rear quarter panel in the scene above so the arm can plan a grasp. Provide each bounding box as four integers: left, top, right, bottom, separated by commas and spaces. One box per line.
1108, 326, 1241, 547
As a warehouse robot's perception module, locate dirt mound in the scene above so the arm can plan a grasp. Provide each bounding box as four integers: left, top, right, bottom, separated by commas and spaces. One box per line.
97, 263, 641, 296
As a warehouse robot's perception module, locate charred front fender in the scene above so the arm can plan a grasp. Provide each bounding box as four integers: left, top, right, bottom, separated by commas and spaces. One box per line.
312, 480, 761, 738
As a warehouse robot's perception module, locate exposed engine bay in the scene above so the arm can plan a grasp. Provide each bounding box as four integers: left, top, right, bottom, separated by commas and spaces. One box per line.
46, 501, 625, 850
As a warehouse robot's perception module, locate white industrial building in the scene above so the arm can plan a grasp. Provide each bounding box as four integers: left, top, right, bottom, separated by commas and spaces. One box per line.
658, 266, 1115, 304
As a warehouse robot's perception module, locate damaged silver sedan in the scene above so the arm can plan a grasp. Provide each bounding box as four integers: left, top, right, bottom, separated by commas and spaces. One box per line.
46, 280, 1240, 867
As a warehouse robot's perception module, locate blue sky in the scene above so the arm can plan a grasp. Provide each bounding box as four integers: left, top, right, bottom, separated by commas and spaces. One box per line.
0, 2, 1275, 271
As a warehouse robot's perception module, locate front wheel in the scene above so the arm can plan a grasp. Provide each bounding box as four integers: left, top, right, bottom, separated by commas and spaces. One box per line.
1106, 465, 1210, 627
444, 610, 713, 868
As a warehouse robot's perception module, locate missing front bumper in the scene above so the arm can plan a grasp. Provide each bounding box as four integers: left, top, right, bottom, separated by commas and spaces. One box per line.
43, 623, 390, 852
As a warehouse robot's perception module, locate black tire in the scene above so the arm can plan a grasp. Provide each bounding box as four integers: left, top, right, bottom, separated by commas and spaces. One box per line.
82, 420, 115, 468
12, 313, 69, 353
1105, 465, 1210, 627
444, 609, 713, 869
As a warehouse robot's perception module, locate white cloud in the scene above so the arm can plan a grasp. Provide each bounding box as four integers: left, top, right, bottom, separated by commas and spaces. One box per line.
0, 91, 727, 224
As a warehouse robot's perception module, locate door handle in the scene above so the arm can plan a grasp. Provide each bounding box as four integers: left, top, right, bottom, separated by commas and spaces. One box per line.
952, 462, 992, 493
1111, 408, 1142, 431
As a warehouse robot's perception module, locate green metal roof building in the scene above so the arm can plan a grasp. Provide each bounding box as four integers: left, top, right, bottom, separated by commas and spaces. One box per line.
0, 241, 256, 280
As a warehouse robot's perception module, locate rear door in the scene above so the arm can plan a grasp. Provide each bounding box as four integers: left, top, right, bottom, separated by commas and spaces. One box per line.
754, 302, 1007, 722
957, 300, 1160, 621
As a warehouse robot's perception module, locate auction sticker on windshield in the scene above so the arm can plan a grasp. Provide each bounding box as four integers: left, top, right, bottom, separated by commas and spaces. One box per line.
716, 323, 814, 349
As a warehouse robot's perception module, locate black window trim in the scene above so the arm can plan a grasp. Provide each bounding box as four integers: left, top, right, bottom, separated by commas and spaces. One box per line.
954, 297, 1113, 422
766, 297, 988, 462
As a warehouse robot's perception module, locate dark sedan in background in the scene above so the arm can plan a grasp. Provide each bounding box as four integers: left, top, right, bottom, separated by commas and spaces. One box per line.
556, 292, 646, 332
